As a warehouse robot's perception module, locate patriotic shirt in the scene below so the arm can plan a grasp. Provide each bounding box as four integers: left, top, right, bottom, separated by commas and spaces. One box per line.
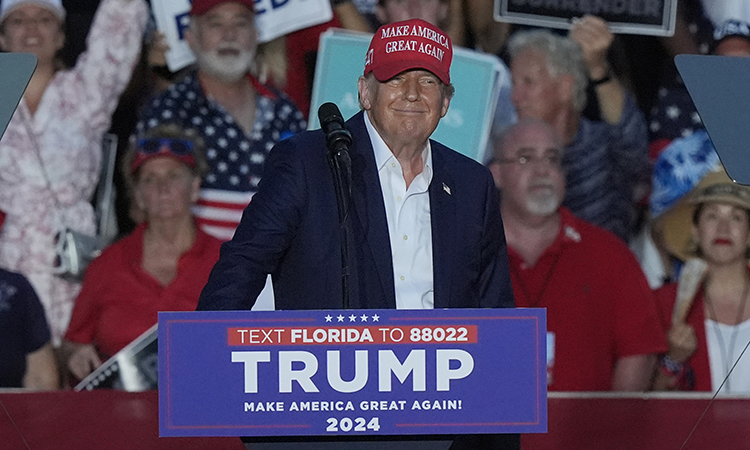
137, 71, 306, 240
563, 94, 648, 241
647, 0, 713, 147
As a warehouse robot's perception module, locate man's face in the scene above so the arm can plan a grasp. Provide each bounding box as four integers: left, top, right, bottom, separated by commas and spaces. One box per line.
376, 0, 448, 27
0, 5, 64, 62
491, 122, 565, 218
510, 49, 569, 123
187, 2, 257, 82
358, 69, 450, 151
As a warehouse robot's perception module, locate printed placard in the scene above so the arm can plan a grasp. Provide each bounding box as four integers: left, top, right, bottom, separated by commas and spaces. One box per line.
494, 0, 678, 37
159, 308, 546, 437
151, 0, 333, 72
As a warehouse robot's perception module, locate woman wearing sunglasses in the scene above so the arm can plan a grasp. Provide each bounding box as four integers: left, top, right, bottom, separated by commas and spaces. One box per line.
61, 125, 222, 382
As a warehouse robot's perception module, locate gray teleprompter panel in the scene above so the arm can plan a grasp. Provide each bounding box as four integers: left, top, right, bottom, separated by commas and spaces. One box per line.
0, 53, 37, 140
676, 54, 750, 185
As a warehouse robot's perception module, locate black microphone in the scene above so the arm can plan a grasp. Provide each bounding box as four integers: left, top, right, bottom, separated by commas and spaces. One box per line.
318, 102, 352, 155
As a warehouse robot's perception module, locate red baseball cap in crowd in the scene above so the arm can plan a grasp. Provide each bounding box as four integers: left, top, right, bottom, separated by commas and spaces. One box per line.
130, 138, 197, 174
190, 0, 255, 16
364, 18, 453, 85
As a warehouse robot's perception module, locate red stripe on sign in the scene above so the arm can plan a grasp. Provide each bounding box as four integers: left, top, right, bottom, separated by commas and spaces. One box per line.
227, 325, 478, 345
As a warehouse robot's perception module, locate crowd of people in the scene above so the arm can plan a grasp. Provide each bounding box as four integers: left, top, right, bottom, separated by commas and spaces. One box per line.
1, 0, 750, 410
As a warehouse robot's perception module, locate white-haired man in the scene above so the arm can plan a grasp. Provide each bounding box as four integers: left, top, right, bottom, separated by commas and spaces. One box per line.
137, 0, 306, 241
508, 17, 648, 241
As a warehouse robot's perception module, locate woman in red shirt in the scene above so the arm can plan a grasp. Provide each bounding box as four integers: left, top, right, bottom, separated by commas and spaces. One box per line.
654, 169, 750, 393
61, 125, 222, 381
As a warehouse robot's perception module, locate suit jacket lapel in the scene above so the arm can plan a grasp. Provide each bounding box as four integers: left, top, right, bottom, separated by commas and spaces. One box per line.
347, 112, 396, 308
429, 143, 456, 308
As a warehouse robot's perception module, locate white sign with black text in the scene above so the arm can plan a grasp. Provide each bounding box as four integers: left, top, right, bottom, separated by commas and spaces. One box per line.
151, 0, 333, 72
494, 0, 677, 37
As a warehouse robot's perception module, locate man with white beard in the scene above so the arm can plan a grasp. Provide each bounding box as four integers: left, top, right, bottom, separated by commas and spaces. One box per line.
488, 119, 666, 392
137, 0, 306, 240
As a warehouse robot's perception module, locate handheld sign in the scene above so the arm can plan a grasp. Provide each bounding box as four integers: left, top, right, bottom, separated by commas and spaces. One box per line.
150, 0, 333, 72
75, 324, 158, 392
494, 0, 678, 36
159, 308, 547, 437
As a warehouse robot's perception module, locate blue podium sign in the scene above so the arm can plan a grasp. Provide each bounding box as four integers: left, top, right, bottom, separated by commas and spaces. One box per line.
158, 308, 546, 437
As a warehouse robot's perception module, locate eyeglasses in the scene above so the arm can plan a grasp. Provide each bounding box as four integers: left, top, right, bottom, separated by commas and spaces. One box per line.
495, 152, 563, 168
137, 138, 194, 155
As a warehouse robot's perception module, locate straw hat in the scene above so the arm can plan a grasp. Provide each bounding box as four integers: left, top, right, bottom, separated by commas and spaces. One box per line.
654, 168, 750, 262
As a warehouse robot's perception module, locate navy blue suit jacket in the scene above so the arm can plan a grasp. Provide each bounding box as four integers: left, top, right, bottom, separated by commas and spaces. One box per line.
197, 111, 514, 311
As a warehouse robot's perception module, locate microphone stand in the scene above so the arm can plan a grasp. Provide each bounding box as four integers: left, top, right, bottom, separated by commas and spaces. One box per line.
320, 104, 353, 310
329, 147, 351, 309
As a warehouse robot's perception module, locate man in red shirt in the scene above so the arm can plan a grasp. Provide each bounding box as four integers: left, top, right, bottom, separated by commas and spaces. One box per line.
488, 119, 666, 391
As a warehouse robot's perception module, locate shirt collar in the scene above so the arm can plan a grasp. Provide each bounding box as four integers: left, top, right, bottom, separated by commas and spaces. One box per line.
508, 207, 582, 266
364, 111, 433, 178
192, 70, 278, 101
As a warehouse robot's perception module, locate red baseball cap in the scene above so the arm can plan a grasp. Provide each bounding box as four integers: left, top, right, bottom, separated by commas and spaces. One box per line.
190, 0, 255, 16
364, 18, 453, 85
130, 138, 196, 174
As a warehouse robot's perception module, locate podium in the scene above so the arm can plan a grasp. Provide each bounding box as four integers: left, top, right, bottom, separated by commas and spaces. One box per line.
157, 308, 546, 445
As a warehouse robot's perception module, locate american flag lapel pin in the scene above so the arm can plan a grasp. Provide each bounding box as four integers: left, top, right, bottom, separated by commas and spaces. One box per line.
442, 182, 451, 195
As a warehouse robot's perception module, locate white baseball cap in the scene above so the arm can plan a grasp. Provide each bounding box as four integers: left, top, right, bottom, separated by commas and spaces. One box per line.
0, 0, 66, 24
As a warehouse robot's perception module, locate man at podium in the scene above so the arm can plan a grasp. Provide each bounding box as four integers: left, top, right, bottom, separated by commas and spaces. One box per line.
198, 17, 513, 315
198, 17, 517, 449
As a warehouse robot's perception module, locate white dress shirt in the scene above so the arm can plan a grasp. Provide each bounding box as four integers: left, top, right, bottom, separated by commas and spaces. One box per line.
364, 112, 434, 309
705, 318, 750, 394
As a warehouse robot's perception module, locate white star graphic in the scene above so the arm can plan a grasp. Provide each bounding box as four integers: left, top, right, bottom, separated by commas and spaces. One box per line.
372, 315, 380, 322
360, 314, 368, 322
349, 314, 357, 322
325, 315, 332, 322
337, 315, 345, 322
666, 105, 680, 120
